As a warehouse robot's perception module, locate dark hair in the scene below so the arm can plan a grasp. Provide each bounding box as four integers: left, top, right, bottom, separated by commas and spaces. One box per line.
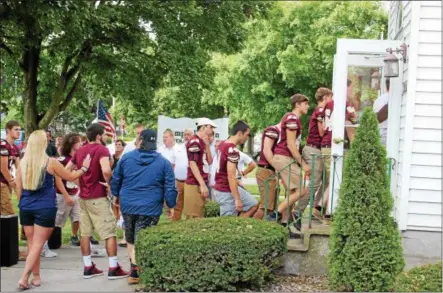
5, 120, 20, 131
231, 120, 249, 136
385, 78, 390, 91
61, 133, 81, 157
315, 88, 333, 102
115, 139, 126, 147
86, 123, 105, 142
347, 79, 352, 87
290, 94, 309, 109
196, 125, 203, 131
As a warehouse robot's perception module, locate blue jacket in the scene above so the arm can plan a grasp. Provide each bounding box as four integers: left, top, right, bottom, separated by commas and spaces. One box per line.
111, 149, 177, 216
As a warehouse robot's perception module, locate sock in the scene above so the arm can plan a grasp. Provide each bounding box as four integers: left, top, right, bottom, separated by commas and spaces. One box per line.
83, 255, 92, 267
109, 256, 118, 268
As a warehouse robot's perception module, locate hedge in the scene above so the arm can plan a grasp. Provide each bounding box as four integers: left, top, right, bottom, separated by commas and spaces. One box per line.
136, 217, 288, 292
328, 108, 404, 291
393, 262, 442, 292
204, 200, 220, 218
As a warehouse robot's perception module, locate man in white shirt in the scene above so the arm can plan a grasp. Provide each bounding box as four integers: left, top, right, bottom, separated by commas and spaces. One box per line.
121, 124, 144, 156
237, 150, 256, 185
373, 79, 390, 146
158, 129, 176, 167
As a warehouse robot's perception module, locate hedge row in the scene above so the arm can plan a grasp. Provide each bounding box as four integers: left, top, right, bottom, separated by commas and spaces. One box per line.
393, 262, 442, 292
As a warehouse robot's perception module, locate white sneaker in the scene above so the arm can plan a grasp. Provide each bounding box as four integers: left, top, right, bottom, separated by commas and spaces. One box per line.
91, 245, 107, 257
41, 244, 58, 258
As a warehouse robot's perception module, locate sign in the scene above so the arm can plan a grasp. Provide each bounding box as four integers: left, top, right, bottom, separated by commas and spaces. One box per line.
157, 115, 229, 145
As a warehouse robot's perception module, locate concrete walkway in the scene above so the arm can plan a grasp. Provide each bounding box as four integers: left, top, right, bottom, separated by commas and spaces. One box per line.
1, 245, 135, 292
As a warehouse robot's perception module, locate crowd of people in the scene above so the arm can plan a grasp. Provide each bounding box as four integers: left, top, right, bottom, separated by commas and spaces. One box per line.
1, 80, 374, 290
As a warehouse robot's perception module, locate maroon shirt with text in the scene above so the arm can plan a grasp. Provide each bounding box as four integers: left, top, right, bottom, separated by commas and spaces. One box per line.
258, 126, 280, 166
215, 141, 240, 192
321, 100, 356, 147
0, 139, 20, 185
274, 112, 302, 158
306, 107, 325, 148
185, 135, 208, 185
56, 155, 78, 195
71, 143, 110, 199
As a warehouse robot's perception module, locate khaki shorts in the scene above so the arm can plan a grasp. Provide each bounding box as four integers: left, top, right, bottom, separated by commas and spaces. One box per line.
79, 197, 116, 240
321, 148, 331, 188
183, 184, 205, 218
1, 183, 15, 216
256, 167, 277, 211
273, 154, 302, 191
55, 193, 80, 228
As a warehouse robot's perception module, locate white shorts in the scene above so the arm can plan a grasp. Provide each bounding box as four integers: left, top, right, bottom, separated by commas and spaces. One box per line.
55, 193, 80, 228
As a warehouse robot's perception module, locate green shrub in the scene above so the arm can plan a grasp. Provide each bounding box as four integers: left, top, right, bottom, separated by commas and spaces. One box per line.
328, 108, 404, 291
393, 262, 442, 292
204, 200, 220, 217
136, 217, 288, 292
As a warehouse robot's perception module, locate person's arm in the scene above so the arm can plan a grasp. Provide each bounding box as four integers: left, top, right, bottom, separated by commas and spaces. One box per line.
100, 156, 112, 184
377, 104, 388, 123
164, 161, 178, 209
287, 129, 311, 176
55, 176, 74, 206
50, 155, 90, 181
0, 156, 14, 186
241, 160, 256, 177
205, 144, 213, 165
15, 161, 22, 200
110, 158, 123, 198
263, 137, 276, 167
189, 161, 208, 196
227, 161, 242, 212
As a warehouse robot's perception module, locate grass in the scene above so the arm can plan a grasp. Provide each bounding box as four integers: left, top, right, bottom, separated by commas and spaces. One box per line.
393, 262, 442, 292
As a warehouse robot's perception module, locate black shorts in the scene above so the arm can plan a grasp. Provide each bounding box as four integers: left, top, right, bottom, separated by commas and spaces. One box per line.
20, 208, 57, 228
122, 214, 159, 244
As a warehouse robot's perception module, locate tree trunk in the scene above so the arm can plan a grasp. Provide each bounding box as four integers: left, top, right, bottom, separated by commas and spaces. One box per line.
22, 46, 40, 138
247, 131, 254, 155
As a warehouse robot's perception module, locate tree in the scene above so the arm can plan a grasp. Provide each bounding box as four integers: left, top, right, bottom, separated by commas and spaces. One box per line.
204, 1, 387, 135
1, 0, 271, 136
328, 108, 404, 292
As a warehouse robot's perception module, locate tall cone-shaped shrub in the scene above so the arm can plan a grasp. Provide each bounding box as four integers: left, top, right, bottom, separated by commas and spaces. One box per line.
328, 108, 404, 291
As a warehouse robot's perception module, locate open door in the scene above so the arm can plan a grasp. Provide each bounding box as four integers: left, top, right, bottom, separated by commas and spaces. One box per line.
329, 39, 404, 215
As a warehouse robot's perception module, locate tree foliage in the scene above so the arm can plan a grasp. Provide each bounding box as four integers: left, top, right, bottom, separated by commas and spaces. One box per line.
328, 108, 404, 291
204, 1, 387, 133
1, 0, 271, 136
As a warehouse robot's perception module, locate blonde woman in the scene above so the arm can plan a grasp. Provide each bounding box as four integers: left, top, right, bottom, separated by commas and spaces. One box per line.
16, 130, 90, 290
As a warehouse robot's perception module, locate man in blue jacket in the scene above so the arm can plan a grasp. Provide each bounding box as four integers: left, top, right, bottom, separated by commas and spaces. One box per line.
111, 129, 177, 285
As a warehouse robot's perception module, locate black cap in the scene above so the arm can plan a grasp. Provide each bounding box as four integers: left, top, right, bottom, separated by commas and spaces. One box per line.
140, 129, 157, 151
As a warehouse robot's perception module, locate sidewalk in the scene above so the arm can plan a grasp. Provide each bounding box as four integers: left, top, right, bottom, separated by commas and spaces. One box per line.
1, 245, 134, 292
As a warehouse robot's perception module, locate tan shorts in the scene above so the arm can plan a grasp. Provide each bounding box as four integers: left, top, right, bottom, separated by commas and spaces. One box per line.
79, 197, 116, 240
302, 146, 324, 191
256, 167, 277, 211
273, 154, 302, 191
321, 148, 332, 188
1, 183, 15, 216
55, 193, 80, 228
183, 184, 205, 218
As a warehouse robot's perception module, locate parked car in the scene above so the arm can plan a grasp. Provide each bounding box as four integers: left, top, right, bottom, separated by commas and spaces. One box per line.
0, 129, 25, 150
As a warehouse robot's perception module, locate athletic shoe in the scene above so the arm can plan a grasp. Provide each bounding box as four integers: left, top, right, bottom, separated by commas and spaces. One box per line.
312, 208, 324, 221
91, 245, 107, 257
41, 244, 57, 258
90, 236, 99, 245
264, 211, 282, 222
127, 264, 140, 285
108, 263, 129, 280
71, 235, 80, 247
291, 213, 302, 231
84, 262, 104, 279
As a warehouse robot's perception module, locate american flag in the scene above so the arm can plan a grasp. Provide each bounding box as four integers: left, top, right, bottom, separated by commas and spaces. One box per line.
97, 100, 116, 141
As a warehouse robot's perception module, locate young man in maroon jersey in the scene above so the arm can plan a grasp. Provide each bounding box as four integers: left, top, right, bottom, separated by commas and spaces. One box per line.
214, 121, 258, 217
0, 120, 21, 216
253, 123, 281, 219
265, 94, 311, 223
183, 118, 215, 219
293, 88, 330, 228
67, 123, 128, 280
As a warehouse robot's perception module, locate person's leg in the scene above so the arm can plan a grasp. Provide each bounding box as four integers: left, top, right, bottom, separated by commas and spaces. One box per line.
183, 184, 205, 219
79, 199, 93, 260
173, 181, 185, 221
253, 168, 276, 219
238, 187, 258, 218
214, 191, 237, 217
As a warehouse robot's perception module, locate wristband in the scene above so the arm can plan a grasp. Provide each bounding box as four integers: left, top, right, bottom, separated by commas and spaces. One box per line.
80, 166, 88, 173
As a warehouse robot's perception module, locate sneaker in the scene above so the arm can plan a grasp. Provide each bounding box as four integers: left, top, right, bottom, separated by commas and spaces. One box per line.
108, 263, 129, 280
127, 264, 140, 285
91, 245, 107, 257
41, 244, 57, 258
84, 262, 104, 279
312, 208, 324, 221
71, 235, 80, 247
90, 236, 99, 245
264, 212, 282, 222
291, 213, 302, 231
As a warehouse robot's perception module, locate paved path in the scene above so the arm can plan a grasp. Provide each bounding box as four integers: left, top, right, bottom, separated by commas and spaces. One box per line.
1, 245, 135, 292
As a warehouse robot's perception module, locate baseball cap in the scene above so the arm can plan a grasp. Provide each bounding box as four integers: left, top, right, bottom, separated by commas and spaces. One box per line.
140, 129, 157, 151
196, 118, 217, 128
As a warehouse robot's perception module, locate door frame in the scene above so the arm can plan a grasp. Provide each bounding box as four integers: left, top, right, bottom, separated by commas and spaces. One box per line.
329, 39, 404, 217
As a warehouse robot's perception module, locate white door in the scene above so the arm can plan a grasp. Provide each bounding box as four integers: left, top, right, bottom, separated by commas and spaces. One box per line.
329, 39, 404, 215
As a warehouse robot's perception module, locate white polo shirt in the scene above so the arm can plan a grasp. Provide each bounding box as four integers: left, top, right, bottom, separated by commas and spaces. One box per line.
121, 139, 137, 157
158, 144, 188, 181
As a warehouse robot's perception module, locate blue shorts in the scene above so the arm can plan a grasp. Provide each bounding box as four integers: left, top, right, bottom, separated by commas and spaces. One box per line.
20, 208, 57, 228
214, 187, 258, 216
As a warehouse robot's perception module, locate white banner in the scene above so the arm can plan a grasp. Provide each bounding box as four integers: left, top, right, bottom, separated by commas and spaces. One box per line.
157, 115, 229, 145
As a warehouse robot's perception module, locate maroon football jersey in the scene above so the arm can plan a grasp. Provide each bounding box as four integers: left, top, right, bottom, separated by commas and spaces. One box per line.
274, 112, 302, 158
55, 155, 78, 195
214, 141, 240, 192
306, 107, 325, 148
185, 135, 208, 185
258, 126, 280, 166
322, 100, 356, 147
0, 139, 20, 185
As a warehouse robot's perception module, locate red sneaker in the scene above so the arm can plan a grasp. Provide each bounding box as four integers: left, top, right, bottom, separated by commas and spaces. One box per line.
108, 263, 129, 280
84, 262, 104, 279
